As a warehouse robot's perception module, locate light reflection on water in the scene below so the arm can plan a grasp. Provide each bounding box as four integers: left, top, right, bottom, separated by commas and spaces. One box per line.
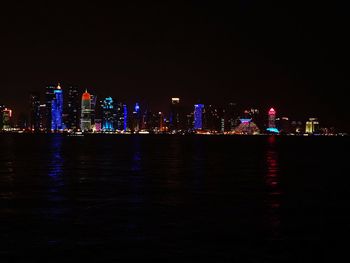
265, 135, 282, 239
47, 135, 65, 218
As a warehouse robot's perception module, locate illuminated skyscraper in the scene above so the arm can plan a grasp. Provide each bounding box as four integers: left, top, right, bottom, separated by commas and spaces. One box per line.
194, 104, 204, 130
81, 90, 92, 132
123, 104, 128, 132
29, 92, 41, 132
305, 118, 319, 134
51, 84, 63, 131
101, 97, 115, 131
267, 108, 279, 133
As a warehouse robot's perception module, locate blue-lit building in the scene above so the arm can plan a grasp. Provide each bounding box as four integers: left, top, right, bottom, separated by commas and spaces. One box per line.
51, 84, 63, 131
131, 103, 141, 132
123, 104, 128, 132
194, 104, 204, 130
102, 97, 115, 131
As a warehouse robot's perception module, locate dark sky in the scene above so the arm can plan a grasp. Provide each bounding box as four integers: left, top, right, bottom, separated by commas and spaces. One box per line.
1, 1, 349, 130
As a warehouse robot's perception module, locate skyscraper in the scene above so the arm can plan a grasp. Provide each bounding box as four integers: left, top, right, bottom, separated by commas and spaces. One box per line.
29, 92, 41, 132
194, 104, 204, 130
170, 98, 182, 131
66, 86, 80, 130
81, 90, 92, 132
45, 85, 55, 132
131, 102, 141, 132
267, 108, 279, 133
101, 97, 115, 132
2, 108, 13, 130
123, 104, 128, 132
115, 102, 124, 131
51, 84, 63, 131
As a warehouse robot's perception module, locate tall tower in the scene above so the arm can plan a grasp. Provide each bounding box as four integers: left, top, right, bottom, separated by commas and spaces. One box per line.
51, 84, 63, 131
45, 86, 55, 132
123, 104, 128, 132
81, 90, 92, 132
67, 86, 80, 130
268, 108, 276, 128
101, 97, 115, 131
29, 92, 41, 132
267, 108, 279, 133
194, 104, 204, 130
170, 98, 181, 131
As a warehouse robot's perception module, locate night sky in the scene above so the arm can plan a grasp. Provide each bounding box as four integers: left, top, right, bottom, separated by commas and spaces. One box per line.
1, 1, 349, 131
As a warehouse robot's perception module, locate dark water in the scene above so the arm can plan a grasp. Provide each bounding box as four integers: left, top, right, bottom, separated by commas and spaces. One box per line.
0, 134, 349, 262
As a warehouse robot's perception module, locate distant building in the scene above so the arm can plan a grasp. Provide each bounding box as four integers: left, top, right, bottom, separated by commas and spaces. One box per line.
266, 108, 279, 133
123, 104, 128, 132
205, 105, 224, 132
81, 90, 92, 132
51, 84, 63, 131
194, 104, 204, 130
66, 86, 80, 130
2, 108, 13, 130
170, 98, 183, 131
115, 102, 125, 131
45, 85, 55, 132
131, 103, 141, 132
225, 102, 239, 131
29, 92, 41, 132
305, 118, 319, 134
101, 97, 115, 131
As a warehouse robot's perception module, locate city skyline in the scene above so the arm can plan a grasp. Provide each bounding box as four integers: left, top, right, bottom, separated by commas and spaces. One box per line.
1, 2, 349, 132
0, 83, 344, 135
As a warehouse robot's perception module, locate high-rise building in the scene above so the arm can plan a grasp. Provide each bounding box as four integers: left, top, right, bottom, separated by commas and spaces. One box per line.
194, 104, 204, 130
267, 108, 279, 133
29, 93, 41, 132
305, 118, 319, 134
101, 97, 115, 131
81, 90, 92, 132
170, 98, 183, 131
51, 84, 64, 131
123, 104, 128, 132
131, 103, 141, 132
45, 86, 55, 132
2, 108, 13, 130
66, 86, 80, 130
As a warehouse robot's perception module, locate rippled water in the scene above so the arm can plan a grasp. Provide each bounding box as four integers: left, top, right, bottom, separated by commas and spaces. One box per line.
0, 134, 348, 261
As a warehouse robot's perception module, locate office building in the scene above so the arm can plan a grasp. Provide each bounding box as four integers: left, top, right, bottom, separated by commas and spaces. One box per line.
51, 84, 63, 131
194, 104, 204, 130
305, 118, 320, 134
101, 97, 115, 131
66, 86, 80, 130
81, 90, 92, 132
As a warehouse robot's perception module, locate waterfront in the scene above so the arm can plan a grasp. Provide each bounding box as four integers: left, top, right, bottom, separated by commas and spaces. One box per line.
0, 134, 348, 261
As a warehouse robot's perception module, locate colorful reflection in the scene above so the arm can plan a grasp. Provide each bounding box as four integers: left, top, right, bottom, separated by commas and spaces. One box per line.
265, 135, 282, 239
